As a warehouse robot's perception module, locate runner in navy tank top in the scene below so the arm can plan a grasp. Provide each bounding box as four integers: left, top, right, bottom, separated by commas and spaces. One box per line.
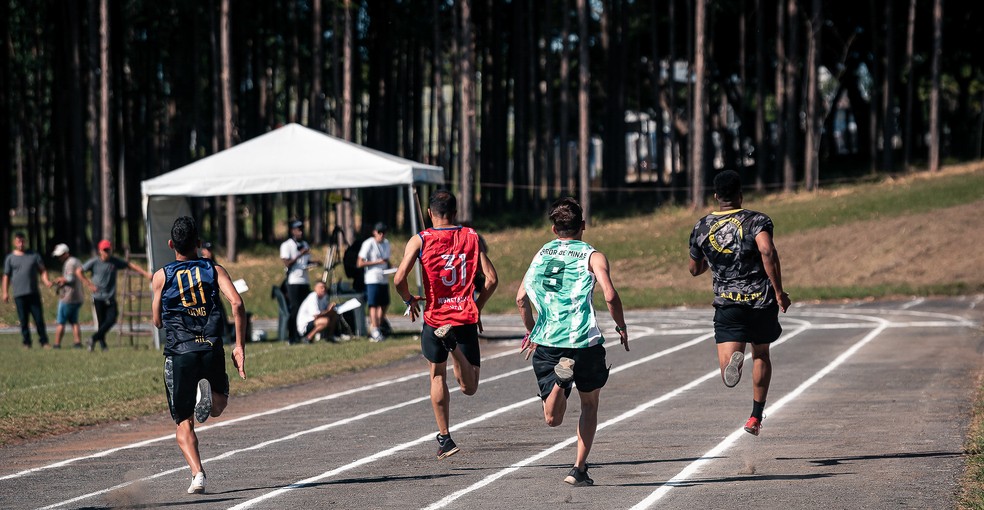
152, 216, 247, 495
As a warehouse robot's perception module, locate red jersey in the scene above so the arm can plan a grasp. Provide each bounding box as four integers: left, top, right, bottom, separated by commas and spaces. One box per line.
418, 226, 482, 327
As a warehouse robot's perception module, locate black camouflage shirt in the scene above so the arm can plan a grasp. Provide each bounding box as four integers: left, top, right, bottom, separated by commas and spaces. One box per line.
689, 208, 777, 309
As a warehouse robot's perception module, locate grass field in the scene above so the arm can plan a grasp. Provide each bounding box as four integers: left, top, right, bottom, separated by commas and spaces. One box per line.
1, 162, 982, 464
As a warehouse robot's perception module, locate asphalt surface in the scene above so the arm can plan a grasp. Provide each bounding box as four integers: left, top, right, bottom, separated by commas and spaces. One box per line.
1, 296, 981, 509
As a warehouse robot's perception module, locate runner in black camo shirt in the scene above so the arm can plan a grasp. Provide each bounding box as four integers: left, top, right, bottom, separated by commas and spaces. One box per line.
689, 170, 791, 436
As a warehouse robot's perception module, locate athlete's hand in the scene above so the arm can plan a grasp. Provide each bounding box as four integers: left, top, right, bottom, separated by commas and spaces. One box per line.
231, 345, 246, 380
403, 296, 422, 322
520, 332, 537, 360
617, 326, 629, 352
477, 317, 484, 333
778, 291, 791, 313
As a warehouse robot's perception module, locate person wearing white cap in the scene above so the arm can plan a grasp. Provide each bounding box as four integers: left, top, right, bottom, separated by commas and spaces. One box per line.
279, 219, 319, 344
51, 243, 84, 349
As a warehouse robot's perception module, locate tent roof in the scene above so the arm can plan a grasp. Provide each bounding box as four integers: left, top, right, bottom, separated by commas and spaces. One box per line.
141, 123, 444, 197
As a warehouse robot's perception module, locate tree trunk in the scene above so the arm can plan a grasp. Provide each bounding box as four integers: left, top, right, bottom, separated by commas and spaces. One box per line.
928, 0, 942, 172
783, 0, 800, 191
458, 0, 475, 223
903, 0, 917, 171
99, 0, 113, 243
310, 0, 324, 244
577, 0, 591, 222
340, 0, 356, 243
774, 0, 787, 190
881, 0, 896, 173
804, 0, 822, 190
0, 0, 7, 246
754, 0, 767, 191
560, 0, 572, 194
691, 0, 706, 208
219, 0, 237, 261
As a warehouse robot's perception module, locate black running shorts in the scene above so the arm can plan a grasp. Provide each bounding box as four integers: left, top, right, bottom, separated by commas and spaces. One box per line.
532, 344, 610, 400
420, 323, 481, 367
164, 348, 229, 424
713, 304, 782, 344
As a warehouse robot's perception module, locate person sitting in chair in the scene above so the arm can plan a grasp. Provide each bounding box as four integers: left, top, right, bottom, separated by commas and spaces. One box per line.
297, 281, 339, 342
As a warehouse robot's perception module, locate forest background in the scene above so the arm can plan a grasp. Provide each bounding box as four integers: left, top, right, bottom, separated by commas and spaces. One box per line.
2, 0, 981, 261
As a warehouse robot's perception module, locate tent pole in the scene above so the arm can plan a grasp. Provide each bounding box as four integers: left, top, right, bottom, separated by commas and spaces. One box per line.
408, 185, 424, 297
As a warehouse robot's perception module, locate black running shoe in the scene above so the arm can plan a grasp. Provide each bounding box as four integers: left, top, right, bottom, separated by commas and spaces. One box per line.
564, 466, 593, 486
434, 325, 457, 352
194, 379, 213, 424
436, 433, 460, 459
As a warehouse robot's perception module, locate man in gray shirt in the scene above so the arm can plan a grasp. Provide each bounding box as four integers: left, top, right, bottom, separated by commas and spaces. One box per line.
78, 239, 152, 351
2, 232, 52, 348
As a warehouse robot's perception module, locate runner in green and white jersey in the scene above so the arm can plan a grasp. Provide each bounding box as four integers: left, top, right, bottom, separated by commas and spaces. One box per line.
517, 197, 629, 487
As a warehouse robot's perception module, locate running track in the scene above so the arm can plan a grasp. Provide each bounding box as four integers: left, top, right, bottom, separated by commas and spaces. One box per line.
1, 296, 981, 509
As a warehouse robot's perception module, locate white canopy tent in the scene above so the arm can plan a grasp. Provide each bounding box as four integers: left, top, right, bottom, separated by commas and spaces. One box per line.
141, 122, 443, 272
141, 123, 443, 347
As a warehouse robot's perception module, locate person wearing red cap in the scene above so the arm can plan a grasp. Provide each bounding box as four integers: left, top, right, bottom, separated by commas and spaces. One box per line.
77, 239, 152, 351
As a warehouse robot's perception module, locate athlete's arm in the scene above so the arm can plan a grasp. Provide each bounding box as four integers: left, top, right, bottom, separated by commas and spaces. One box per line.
151, 269, 165, 329
215, 264, 247, 379
515, 282, 536, 332
590, 251, 629, 351
393, 235, 423, 322
474, 251, 498, 312
755, 230, 790, 313
689, 255, 708, 276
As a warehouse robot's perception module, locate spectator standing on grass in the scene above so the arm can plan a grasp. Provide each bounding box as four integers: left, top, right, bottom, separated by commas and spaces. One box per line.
280, 219, 319, 344
394, 190, 498, 460
516, 197, 629, 486
2, 232, 52, 348
152, 216, 246, 495
296, 281, 340, 342
78, 239, 152, 351
51, 243, 84, 349
688, 169, 791, 437
358, 222, 391, 342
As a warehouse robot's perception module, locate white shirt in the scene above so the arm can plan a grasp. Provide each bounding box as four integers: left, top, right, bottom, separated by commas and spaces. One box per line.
358, 237, 391, 285
296, 291, 330, 333
280, 238, 312, 285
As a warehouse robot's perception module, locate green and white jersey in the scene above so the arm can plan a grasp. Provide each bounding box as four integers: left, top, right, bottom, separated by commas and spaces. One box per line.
523, 239, 603, 349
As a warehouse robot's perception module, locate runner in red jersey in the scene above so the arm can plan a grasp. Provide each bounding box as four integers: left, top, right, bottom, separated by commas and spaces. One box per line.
395, 190, 498, 460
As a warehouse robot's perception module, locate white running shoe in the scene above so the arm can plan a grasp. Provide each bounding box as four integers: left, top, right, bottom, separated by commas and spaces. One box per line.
187, 471, 206, 494
194, 379, 212, 424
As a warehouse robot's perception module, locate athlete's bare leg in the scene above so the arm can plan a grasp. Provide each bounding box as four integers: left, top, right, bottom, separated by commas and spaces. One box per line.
211, 392, 228, 418
574, 389, 600, 470
750, 343, 772, 402
448, 349, 480, 395
543, 382, 569, 427
176, 419, 203, 475
429, 361, 452, 435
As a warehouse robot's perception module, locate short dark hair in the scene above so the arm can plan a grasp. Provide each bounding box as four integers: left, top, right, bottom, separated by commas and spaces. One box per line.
13, 231, 25, 239
549, 197, 583, 237
429, 190, 457, 218
714, 170, 742, 202
170, 216, 199, 254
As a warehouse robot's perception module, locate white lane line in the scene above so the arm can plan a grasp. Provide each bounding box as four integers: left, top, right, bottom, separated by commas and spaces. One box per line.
31, 327, 656, 509
226, 327, 699, 510
4, 348, 517, 483
627, 315, 890, 509
417, 322, 811, 510
899, 297, 925, 310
